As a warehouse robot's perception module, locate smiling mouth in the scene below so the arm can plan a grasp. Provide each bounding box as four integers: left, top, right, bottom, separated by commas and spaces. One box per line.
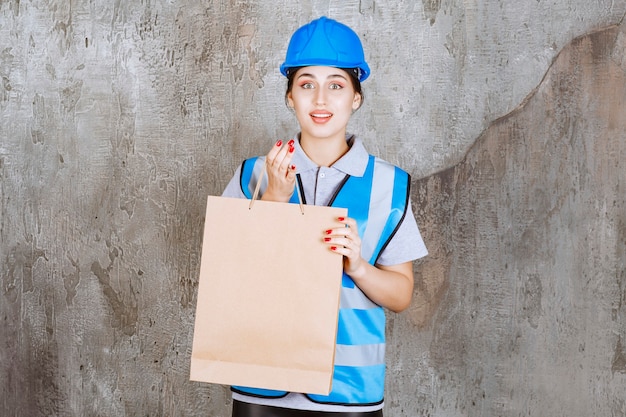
310, 112, 332, 122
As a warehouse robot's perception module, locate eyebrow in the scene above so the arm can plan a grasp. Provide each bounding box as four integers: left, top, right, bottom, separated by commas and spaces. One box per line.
296, 72, 349, 81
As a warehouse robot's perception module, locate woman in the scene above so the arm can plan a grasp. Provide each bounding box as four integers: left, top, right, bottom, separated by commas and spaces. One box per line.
222, 16, 428, 417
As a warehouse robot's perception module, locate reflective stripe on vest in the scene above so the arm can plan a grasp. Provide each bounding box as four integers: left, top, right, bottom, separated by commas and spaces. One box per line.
233, 155, 410, 406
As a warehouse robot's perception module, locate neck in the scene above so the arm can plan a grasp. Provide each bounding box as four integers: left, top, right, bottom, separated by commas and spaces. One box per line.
300, 133, 350, 167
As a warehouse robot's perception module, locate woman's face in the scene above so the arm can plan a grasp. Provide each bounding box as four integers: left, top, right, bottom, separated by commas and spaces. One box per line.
287, 66, 362, 143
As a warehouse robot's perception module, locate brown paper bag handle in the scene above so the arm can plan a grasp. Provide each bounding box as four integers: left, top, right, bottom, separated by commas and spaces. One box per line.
249, 168, 305, 215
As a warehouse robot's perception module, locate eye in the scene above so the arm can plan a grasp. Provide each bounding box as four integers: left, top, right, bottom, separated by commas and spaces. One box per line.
299, 82, 315, 89
329, 83, 343, 90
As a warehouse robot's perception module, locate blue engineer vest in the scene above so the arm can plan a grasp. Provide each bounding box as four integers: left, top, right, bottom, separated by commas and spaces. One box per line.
232, 154, 410, 406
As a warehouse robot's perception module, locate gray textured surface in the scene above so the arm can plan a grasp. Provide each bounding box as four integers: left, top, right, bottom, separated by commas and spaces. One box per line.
404, 23, 626, 416
1, 1, 625, 416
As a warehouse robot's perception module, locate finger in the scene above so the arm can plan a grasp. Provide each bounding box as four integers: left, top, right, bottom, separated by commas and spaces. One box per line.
278, 147, 293, 169
324, 228, 350, 239
278, 140, 296, 167
329, 245, 347, 255
271, 141, 295, 171
324, 236, 350, 246
329, 244, 357, 258
270, 155, 293, 182
286, 164, 297, 180
324, 234, 360, 254
339, 216, 358, 230
272, 145, 290, 170
266, 139, 284, 164
326, 221, 354, 237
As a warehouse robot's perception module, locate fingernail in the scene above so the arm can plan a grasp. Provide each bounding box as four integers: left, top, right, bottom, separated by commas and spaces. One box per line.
289, 145, 295, 153
288, 139, 295, 146
276, 140, 283, 147
330, 246, 337, 251
324, 237, 331, 242
338, 217, 345, 221
290, 164, 296, 171
325, 230, 332, 235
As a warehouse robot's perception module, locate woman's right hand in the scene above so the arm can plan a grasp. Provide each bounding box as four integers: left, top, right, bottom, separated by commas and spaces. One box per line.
260, 139, 296, 202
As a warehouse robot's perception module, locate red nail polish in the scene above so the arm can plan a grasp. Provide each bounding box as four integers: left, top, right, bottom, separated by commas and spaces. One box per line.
290, 164, 296, 171
288, 139, 295, 146
325, 230, 332, 235
276, 140, 283, 147
331, 246, 337, 251
338, 217, 345, 221
324, 237, 331, 242
289, 145, 295, 153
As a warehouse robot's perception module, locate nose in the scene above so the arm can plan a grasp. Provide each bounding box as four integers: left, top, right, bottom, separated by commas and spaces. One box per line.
314, 87, 326, 105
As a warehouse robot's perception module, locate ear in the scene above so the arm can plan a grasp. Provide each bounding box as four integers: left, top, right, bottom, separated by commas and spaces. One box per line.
352, 92, 362, 111
287, 91, 295, 109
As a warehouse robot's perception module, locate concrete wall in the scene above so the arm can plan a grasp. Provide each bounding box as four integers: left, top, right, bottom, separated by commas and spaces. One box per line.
1, 1, 624, 416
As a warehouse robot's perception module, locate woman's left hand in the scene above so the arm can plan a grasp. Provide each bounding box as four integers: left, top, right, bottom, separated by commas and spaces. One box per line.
324, 216, 415, 313
324, 216, 366, 277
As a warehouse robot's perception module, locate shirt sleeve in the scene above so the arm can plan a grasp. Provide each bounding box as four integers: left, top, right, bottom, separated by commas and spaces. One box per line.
375, 196, 428, 266
221, 164, 246, 198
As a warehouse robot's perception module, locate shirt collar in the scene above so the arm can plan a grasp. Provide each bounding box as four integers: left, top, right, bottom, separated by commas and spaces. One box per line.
290, 133, 369, 177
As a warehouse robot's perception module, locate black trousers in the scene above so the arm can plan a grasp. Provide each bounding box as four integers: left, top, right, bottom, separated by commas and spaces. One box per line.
232, 400, 383, 417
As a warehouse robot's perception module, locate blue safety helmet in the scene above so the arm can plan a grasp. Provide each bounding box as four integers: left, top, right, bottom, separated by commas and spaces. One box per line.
280, 16, 370, 82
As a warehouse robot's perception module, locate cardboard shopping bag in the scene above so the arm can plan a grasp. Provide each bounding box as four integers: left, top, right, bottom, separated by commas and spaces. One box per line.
190, 184, 346, 395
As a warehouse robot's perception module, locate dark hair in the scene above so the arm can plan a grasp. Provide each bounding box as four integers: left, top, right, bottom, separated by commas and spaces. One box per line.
284, 67, 364, 109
